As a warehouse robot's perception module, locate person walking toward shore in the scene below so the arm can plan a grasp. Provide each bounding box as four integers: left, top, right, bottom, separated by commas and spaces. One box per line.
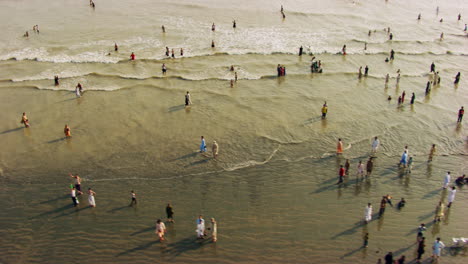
162, 63, 167, 75
130, 52, 135, 60
155, 219, 166, 241
363, 233, 369, 247
54, 75, 59, 86
87, 188, 96, 207
20, 112, 30, 128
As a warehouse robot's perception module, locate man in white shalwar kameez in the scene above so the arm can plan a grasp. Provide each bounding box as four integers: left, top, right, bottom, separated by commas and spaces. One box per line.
443, 172, 451, 189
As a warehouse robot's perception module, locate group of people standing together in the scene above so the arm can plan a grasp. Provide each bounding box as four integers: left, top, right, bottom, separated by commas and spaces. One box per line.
334, 132, 464, 263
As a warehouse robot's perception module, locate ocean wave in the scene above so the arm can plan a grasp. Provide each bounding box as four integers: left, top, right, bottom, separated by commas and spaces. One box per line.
2, 48, 466, 65
222, 146, 280, 172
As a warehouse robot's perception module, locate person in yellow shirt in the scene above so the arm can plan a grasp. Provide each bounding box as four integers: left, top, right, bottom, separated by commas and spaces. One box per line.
321, 102, 328, 119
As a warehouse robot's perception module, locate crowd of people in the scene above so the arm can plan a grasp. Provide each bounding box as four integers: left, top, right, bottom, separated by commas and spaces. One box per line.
13, 3, 467, 263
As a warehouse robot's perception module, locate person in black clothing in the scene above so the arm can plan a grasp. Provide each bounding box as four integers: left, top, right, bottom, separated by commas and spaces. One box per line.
430, 62, 435, 72
166, 203, 174, 223
364, 65, 369, 76
454, 72, 461, 84
417, 237, 425, 263
299, 46, 303, 56
384, 252, 393, 264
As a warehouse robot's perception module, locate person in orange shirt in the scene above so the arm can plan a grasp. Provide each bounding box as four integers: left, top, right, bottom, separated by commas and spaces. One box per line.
337, 138, 343, 154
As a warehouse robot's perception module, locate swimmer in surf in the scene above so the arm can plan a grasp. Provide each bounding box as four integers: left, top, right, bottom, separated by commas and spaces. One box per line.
342, 45, 346, 55
162, 63, 167, 75
54, 75, 59, 86
130, 52, 135, 60
162, 25, 165, 33
114, 43, 118, 51
211, 40, 215, 48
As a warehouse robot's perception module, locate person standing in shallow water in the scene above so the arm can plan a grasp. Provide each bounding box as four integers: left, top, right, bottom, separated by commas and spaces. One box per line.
432, 237, 445, 260
454, 72, 460, 84
87, 188, 96, 207
428, 144, 436, 162
200, 136, 207, 152
366, 158, 373, 177
166, 203, 174, 223
336, 138, 343, 154
69, 173, 82, 193
447, 186, 456, 208
337, 165, 345, 184
212, 141, 219, 159
417, 237, 425, 263
371, 136, 380, 153
21, 112, 30, 128
185, 91, 192, 107
433, 201, 444, 222
321, 103, 328, 119
64, 124, 71, 137
130, 190, 137, 206
410, 92, 415, 105
299, 46, 303, 56
457, 106, 464, 122
364, 203, 372, 223
155, 219, 166, 242
443, 171, 451, 189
